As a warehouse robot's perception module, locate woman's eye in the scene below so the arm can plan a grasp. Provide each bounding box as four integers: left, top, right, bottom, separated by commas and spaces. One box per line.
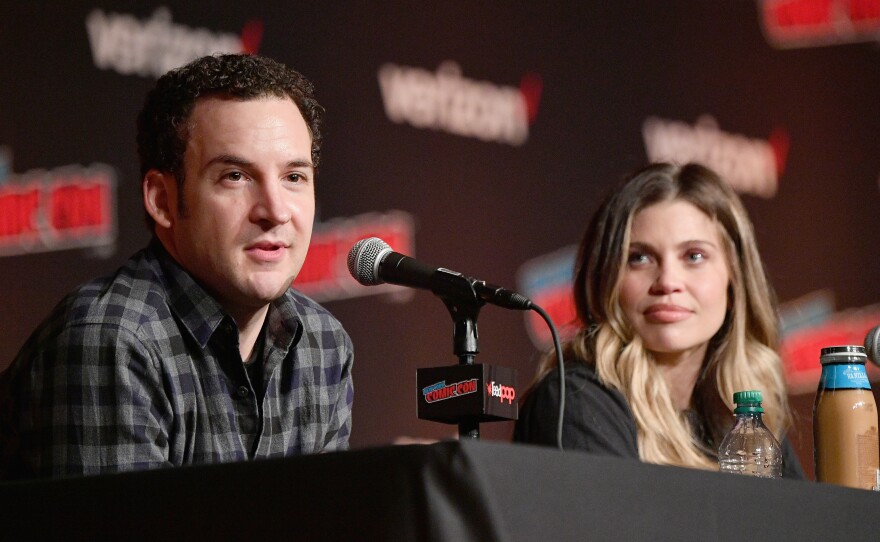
628, 252, 650, 266
687, 251, 706, 263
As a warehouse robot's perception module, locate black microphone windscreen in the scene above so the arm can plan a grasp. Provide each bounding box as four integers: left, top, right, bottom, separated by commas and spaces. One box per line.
347, 237, 392, 286
865, 325, 880, 367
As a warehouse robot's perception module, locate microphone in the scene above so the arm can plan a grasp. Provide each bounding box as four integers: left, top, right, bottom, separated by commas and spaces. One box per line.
347, 237, 533, 310
865, 325, 880, 367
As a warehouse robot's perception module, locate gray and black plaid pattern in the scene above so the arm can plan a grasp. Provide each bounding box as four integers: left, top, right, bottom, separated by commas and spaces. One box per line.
0, 238, 353, 479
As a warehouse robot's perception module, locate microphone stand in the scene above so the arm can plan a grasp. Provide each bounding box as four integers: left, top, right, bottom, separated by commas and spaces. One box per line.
433, 269, 485, 440
443, 295, 483, 440
416, 269, 518, 440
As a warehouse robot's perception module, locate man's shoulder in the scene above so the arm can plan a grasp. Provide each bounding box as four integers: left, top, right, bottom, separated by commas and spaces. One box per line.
45, 247, 171, 336
6, 246, 174, 378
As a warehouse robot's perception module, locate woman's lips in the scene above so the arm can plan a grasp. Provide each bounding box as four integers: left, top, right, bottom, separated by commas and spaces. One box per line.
644, 303, 692, 323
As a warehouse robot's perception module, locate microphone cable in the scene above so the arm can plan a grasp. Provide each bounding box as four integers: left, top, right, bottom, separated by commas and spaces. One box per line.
349, 236, 567, 449
530, 303, 565, 452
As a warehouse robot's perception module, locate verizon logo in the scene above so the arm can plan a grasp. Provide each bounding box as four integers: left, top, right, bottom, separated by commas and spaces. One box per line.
378, 61, 542, 146
85, 7, 263, 78
642, 115, 788, 198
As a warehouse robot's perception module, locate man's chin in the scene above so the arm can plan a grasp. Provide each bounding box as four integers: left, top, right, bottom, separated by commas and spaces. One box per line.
246, 279, 294, 303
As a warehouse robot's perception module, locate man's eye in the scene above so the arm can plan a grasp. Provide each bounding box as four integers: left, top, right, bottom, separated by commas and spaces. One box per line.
225, 171, 244, 182
286, 173, 304, 183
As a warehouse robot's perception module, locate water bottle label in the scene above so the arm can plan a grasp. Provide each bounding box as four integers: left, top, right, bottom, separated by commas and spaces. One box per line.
818, 364, 871, 390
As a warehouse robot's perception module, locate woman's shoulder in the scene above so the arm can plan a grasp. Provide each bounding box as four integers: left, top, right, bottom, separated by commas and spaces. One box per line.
514, 361, 639, 457
526, 362, 628, 413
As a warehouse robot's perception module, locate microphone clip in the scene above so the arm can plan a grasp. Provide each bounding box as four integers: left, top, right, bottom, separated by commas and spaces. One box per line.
430, 269, 485, 358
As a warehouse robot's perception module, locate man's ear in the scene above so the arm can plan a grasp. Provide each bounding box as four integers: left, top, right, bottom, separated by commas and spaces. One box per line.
143, 170, 175, 229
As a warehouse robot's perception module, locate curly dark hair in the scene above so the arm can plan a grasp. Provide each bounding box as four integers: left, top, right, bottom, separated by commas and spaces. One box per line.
136, 54, 324, 226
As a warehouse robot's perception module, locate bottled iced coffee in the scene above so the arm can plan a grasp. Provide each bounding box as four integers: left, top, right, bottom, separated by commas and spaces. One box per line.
813, 345, 880, 489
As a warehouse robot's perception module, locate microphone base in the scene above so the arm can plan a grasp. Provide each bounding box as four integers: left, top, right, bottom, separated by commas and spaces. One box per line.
417, 364, 518, 426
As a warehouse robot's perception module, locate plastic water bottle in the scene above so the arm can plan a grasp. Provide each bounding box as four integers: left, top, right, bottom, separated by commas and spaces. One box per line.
718, 390, 782, 478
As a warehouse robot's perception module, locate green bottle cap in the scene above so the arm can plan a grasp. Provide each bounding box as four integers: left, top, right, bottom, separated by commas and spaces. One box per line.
733, 390, 764, 413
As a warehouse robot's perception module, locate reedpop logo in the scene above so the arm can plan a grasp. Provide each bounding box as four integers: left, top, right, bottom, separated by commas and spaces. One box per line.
487, 381, 516, 404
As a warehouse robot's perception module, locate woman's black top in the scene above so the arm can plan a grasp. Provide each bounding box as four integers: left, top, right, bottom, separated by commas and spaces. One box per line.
513, 362, 806, 479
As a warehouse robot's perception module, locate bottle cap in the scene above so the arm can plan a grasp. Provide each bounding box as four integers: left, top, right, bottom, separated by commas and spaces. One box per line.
733, 390, 764, 413
819, 345, 866, 365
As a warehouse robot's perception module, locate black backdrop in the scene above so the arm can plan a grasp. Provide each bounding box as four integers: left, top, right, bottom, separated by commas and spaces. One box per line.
2, 1, 879, 476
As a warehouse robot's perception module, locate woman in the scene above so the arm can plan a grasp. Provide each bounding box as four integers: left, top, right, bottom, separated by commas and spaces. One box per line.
514, 162, 804, 477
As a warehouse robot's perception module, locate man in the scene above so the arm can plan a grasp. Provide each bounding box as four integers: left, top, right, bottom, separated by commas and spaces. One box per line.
0, 54, 353, 479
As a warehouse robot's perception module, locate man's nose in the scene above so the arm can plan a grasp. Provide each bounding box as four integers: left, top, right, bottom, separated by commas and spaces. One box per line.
251, 180, 291, 225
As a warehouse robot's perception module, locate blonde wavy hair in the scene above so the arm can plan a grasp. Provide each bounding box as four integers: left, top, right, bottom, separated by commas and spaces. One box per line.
534, 162, 791, 470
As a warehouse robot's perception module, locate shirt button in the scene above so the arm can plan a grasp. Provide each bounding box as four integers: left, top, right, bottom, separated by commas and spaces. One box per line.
236, 386, 249, 398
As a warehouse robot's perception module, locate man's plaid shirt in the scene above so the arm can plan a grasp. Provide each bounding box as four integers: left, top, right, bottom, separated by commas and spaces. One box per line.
0, 238, 354, 479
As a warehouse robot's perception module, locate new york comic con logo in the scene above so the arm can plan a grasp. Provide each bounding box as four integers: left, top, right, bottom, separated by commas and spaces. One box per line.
760, 0, 880, 48
422, 379, 478, 403
0, 149, 116, 257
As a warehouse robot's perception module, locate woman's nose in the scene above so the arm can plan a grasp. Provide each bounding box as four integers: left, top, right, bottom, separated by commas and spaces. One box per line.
649, 262, 684, 295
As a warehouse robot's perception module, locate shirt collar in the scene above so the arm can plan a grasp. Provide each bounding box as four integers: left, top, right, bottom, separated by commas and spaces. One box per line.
148, 237, 227, 349
147, 237, 303, 351
266, 291, 301, 355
